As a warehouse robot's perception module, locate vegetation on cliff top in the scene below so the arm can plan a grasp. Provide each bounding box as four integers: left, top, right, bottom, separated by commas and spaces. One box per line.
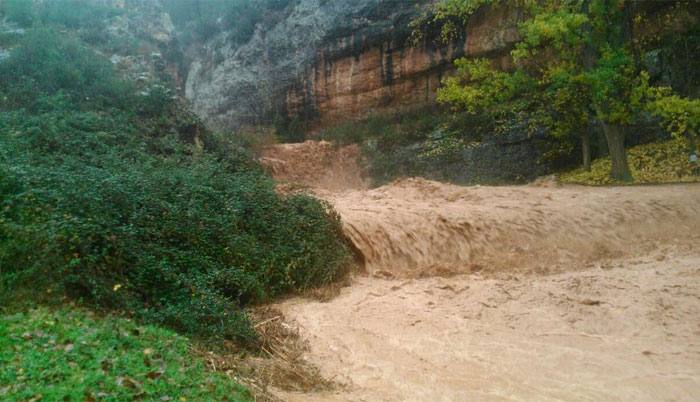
163, 0, 299, 44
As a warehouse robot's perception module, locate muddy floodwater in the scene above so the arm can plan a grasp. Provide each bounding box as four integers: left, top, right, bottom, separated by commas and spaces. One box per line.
262, 141, 700, 402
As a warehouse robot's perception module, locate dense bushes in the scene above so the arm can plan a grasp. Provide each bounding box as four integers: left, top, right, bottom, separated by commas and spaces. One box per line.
560, 138, 700, 185
163, 0, 300, 44
0, 29, 132, 112
1, 0, 120, 27
319, 108, 513, 185
319, 109, 445, 182
0, 28, 351, 345
0, 0, 35, 27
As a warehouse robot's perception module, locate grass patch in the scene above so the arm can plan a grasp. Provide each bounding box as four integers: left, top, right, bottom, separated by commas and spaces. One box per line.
559, 138, 700, 185
0, 306, 251, 401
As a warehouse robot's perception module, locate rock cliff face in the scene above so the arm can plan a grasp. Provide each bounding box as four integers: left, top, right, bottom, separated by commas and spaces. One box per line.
125, 0, 695, 138
184, 0, 522, 132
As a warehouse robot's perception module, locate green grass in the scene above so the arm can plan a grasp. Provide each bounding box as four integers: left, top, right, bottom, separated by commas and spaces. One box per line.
559, 138, 700, 185
0, 307, 251, 401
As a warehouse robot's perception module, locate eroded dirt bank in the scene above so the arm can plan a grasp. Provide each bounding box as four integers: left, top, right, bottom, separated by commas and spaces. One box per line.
261, 142, 700, 401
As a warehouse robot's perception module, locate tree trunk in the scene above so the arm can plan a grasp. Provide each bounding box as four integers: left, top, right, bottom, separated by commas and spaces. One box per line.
580, 0, 596, 173
601, 122, 633, 182
690, 133, 699, 176
582, 127, 592, 171
688, 132, 698, 153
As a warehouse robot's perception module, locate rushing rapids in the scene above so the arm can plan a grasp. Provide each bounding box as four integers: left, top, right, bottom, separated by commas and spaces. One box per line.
261, 141, 700, 402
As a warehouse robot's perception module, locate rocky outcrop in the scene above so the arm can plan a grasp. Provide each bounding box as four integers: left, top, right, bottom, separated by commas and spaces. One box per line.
103, 0, 184, 87
182, 0, 700, 134
290, 5, 522, 130
184, 0, 522, 132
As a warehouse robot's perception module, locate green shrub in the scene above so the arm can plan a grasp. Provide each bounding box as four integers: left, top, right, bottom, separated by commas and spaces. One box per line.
1, 0, 35, 27
37, 0, 122, 30
0, 28, 351, 345
163, 0, 300, 44
319, 108, 489, 185
0, 0, 121, 28
275, 115, 307, 143
0, 28, 133, 112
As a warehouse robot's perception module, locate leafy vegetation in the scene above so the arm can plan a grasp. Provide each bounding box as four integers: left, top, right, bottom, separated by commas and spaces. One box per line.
320, 109, 450, 183
415, 0, 700, 182
560, 138, 699, 185
411, 0, 501, 45
0, 0, 35, 28
0, 0, 124, 49
0, 26, 351, 346
318, 108, 520, 185
162, 0, 299, 44
646, 88, 700, 144
0, 307, 250, 401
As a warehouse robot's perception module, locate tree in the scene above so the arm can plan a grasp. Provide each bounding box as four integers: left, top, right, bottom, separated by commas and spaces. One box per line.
416, 0, 664, 181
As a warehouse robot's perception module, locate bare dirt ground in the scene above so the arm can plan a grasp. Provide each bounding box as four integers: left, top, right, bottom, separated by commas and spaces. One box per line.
261, 142, 700, 402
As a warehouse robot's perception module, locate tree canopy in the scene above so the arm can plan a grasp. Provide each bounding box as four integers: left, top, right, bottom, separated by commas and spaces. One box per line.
416, 0, 700, 181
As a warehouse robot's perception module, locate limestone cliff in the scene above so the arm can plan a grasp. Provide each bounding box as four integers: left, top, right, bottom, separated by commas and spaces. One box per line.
184, 0, 521, 132
180, 0, 699, 134
86, 0, 694, 138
